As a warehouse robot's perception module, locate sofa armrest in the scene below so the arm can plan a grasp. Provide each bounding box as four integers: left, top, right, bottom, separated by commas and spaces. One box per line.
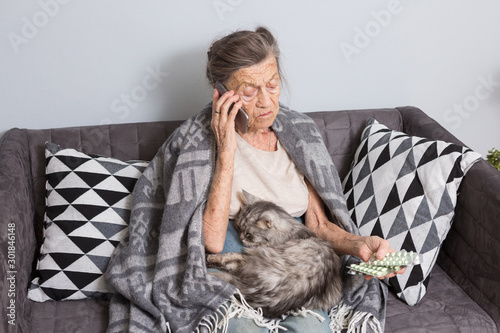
438, 160, 500, 326
0, 128, 36, 332
398, 106, 500, 327
397, 106, 465, 146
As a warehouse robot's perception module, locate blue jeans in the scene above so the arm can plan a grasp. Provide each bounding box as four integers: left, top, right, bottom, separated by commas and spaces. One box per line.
215, 219, 332, 333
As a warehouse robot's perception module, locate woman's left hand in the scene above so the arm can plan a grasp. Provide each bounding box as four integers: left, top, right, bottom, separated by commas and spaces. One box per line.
354, 235, 407, 280
304, 180, 406, 280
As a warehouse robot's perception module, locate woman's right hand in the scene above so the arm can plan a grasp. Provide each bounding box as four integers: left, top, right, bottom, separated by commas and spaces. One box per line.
204, 88, 242, 254
210, 88, 242, 158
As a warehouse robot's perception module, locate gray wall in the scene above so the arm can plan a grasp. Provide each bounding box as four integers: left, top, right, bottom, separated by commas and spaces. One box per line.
2, 0, 500, 156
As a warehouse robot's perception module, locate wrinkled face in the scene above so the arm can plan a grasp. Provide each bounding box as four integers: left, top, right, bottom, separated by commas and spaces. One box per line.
226, 55, 281, 132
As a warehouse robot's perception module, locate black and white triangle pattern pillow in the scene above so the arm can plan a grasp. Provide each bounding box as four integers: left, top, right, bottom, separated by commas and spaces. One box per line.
28, 142, 148, 302
342, 119, 481, 306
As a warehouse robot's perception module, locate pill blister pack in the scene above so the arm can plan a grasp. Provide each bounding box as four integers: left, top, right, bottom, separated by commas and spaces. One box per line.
348, 262, 399, 277
348, 250, 423, 277
368, 250, 422, 266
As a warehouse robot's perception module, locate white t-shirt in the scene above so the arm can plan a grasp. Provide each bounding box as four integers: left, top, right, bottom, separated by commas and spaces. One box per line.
229, 133, 309, 218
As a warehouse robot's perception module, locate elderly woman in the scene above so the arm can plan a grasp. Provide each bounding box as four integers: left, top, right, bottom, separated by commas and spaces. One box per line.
105, 27, 403, 333
202, 27, 402, 332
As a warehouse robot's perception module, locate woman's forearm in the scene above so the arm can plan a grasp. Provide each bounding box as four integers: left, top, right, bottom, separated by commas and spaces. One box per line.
304, 180, 393, 263
203, 153, 234, 253
205, 87, 240, 253
314, 222, 360, 256
304, 179, 361, 257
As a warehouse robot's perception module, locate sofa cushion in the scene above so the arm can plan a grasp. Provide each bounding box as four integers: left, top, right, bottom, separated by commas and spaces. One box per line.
385, 265, 497, 332
28, 142, 148, 302
342, 119, 481, 306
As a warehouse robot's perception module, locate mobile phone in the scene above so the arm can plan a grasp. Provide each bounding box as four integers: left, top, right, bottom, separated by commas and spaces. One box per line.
215, 81, 249, 133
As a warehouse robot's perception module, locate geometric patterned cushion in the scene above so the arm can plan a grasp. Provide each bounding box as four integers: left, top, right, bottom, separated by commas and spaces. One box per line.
28, 142, 148, 302
342, 119, 481, 306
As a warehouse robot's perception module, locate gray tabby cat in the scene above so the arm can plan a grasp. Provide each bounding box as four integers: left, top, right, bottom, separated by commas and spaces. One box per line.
206, 191, 343, 318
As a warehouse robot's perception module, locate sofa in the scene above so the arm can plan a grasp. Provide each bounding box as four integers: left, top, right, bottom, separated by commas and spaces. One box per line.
0, 106, 498, 333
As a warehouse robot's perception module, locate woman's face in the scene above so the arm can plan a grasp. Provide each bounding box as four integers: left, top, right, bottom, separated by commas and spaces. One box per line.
226, 55, 280, 132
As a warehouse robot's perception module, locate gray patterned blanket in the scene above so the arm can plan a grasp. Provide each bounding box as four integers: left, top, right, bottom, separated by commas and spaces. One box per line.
104, 104, 386, 333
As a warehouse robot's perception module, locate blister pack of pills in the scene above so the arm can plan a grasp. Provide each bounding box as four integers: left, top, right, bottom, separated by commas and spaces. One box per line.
368, 250, 422, 267
348, 250, 423, 277
348, 262, 399, 277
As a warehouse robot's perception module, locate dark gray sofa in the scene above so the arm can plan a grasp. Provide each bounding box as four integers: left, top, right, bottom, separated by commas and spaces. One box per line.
0, 106, 498, 332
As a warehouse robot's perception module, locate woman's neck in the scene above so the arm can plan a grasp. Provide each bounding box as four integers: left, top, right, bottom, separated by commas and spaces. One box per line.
238, 127, 276, 152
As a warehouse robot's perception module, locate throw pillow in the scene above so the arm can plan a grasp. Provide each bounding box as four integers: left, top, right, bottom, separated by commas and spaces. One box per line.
342, 119, 481, 306
28, 142, 148, 302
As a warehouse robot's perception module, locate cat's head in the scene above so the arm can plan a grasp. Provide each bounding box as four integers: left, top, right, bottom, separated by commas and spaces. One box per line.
234, 190, 299, 247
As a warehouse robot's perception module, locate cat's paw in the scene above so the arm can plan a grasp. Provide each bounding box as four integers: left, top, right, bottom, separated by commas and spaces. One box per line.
206, 254, 223, 268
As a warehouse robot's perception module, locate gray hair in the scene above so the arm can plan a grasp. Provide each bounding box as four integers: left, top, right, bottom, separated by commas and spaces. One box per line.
206, 26, 283, 86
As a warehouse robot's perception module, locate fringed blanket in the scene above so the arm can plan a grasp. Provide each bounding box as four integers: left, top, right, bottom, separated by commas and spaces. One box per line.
104, 104, 387, 333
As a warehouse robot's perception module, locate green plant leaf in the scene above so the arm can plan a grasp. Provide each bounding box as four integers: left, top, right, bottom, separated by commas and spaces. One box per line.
486, 148, 500, 171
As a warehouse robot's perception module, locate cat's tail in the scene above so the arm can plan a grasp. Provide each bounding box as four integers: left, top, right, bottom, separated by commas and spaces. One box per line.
207, 270, 237, 286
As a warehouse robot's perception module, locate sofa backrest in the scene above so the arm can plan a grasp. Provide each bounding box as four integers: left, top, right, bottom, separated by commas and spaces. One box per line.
24, 108, 405, 251
306, 108, 404, 179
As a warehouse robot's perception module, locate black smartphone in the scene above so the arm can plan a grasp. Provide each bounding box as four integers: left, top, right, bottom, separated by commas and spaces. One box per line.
215, 81, 249, 133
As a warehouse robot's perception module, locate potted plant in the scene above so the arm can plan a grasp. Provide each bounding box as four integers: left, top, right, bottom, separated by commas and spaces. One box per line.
486, 148, 500, 171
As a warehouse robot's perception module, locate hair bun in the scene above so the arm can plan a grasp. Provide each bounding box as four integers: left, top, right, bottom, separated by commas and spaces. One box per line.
206, 26, 282, 85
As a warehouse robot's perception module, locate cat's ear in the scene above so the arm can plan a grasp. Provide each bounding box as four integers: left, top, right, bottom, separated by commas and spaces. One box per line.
257, 219, 273, 229
240, 190, 261, 206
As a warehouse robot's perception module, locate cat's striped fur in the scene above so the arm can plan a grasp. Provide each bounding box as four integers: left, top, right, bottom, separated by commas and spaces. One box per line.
206, 191, 342, 318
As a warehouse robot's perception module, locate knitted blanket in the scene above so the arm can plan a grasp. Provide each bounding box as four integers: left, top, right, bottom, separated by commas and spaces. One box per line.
105, 104, 386, 333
